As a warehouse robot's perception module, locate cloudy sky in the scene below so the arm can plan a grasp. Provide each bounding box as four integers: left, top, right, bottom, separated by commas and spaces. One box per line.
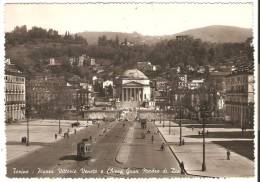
4, 3, 253, 35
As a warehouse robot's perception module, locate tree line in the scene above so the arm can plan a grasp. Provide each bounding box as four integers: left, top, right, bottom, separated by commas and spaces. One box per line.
5, 25, 254, 81
5, 25, 87, 45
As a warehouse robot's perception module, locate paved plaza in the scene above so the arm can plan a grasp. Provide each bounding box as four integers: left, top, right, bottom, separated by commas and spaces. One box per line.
155, 120, 255, 177
6, 119, 93, 163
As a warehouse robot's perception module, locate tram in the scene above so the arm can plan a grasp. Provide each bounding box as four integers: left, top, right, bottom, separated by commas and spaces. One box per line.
77, 140, 92, 159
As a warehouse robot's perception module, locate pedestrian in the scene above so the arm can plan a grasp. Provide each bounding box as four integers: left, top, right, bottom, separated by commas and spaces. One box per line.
55, 133, 57, 139
74, 129, 76, 134
179, 161, 185, 174
182, 139, 185, 145
160, 143, 165, 151
151, 135, 154, 143
227, 150, 231, 160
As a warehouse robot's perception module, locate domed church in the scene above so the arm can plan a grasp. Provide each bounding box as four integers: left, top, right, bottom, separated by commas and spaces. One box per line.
120, 69, 151, 103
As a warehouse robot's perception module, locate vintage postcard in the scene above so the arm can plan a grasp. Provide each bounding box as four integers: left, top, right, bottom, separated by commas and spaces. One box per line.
1, 0, 258, 181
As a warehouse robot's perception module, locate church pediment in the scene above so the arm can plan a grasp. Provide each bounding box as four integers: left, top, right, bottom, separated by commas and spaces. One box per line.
122, 81, 146, 87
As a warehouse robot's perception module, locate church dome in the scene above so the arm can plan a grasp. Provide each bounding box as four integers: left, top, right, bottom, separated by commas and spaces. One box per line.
122, 69, 148, 79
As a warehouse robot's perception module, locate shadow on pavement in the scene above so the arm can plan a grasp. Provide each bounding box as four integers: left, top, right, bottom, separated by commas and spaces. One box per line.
185, 131, 254, 139
212, 140, 254, 161
59, 155, 91, 161
6, 141, 52, 146
185, 124, 237, 129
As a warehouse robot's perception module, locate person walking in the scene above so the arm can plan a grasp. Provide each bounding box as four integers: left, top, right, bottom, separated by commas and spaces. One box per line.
179, 161, 185, 174
151, 135, 154, 143
227, 150, 231, 160
160, 143, 165, 151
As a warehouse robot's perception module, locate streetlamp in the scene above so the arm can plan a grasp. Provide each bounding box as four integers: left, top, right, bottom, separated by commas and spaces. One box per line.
21, 105, 30, 146
200, 104, 208, 171
163, 107, 165, 128
199, 84, 213, 172
179, 104, 182, 146
168, 108, 171, 134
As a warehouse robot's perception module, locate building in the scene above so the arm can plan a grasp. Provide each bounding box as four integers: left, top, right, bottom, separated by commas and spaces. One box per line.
90, 58, 96, 66
69, 57, 76, 66
137, 62, 153, 72
103, 80, 113, 88
208, 71, 230, 113
225, 63, 254, 129
197, 66, 206, 74
5, 61, 26, 123
26, 75, 67, 117
155, 77, 168, 92
188, 79, 204, 90
178, 74, 188, 88
118, 69, 151, 108
48, 58, 62, 66
78, 55, 86, 66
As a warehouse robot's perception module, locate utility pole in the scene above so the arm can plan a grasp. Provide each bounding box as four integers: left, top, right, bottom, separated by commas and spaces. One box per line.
202, 116, 206, 171
168, 110, 171, 134
163, 106, 165, 128
22, 105, 30, 146
179, 103, 182, 146
58, 119, 61, 134
26, 111, 29, 146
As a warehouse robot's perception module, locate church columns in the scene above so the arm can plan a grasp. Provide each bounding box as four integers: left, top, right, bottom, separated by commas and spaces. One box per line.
122, 87, 145, 102
138, 88, 141, 101
122, 88, 125, 101
141, 88, 143, 101
126, 88, 128, 101
130, 88, 132, 101
134, 88, 137, 101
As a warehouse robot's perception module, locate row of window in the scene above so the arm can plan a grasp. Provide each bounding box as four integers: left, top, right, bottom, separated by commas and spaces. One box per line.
5, 83, 25, 92
5, 75, 25, 83
226, 75, 248, 85
6, 104, 25, 111
5, 94, 25, 102
226, 85, 248, 93
226, 105, 249, 122
225, 95, 248, 103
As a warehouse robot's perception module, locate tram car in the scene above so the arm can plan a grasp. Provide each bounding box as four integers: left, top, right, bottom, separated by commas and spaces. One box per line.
77, 140, 92, 159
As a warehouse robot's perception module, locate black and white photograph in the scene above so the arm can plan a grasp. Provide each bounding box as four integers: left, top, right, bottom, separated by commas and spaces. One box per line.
0, 0, 258, 180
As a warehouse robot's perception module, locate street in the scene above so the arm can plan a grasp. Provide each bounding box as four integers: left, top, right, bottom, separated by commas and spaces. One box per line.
6, 119, 184, 178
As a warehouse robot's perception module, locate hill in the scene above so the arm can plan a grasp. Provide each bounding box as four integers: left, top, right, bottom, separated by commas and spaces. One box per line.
171, 25, 252, 43
78, 25, 252, 45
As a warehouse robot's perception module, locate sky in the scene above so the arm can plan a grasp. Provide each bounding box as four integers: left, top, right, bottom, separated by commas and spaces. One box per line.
4, 3, 253, 36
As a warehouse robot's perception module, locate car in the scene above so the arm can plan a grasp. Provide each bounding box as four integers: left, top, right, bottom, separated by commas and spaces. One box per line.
71, 121, 80, 127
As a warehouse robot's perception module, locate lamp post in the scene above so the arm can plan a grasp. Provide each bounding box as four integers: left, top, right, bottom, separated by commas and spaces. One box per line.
179, 102, 182, 146
163, 107, 165, 128
168, 109, 171, 134
200, 104, 207, 171
26, 109, 29, 146
199, 84, 212, 172
21, 105, 30, 146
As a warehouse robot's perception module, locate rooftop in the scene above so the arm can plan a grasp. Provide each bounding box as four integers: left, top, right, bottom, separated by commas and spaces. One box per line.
122, 69, 148, 80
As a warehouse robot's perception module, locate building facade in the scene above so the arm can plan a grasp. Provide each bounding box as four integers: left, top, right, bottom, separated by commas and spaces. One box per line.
26, 75, 67, 117
5, 63, 26, 122
118, 69, 151, 108
225, 68, 254, 129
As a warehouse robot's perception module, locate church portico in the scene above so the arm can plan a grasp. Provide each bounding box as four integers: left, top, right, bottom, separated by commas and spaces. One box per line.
119, 69, 151, 108
121, 87, 143, 101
